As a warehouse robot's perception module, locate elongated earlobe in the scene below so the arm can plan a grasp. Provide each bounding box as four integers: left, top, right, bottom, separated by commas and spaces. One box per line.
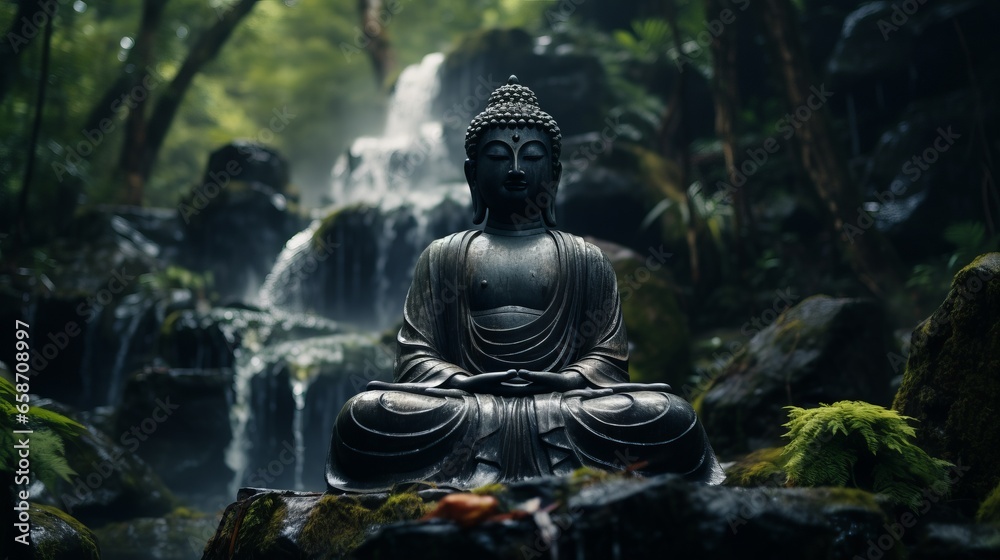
465, 160, 487, 224
543, 162, 561, 227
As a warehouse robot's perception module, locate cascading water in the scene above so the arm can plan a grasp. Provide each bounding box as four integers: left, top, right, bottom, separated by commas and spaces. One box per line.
256, 52, 470, 331
224, 53, 472, 493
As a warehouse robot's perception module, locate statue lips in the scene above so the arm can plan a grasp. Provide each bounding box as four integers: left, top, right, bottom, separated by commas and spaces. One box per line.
503, 179, 528, 192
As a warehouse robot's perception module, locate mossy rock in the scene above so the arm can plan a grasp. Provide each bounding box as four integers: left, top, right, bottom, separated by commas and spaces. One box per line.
94, 509, 220, 560
201, 489, 432, 560
29, 400, 178, 527
977, 481, 1000, 524
28, 503, 101, 560
696, 295, 893, 457
597, 240, 691, 386
893, 253, 1000, 509
723, 447, 787, 487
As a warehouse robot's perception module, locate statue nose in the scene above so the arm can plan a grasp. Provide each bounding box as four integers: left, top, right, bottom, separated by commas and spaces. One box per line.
507, 168, 526, 182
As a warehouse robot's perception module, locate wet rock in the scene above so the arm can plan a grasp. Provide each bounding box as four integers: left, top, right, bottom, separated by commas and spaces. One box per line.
179, 142, 305, 303
200, 473, 1000, 560
893, 253, 1000, 511
25, 503, 101, 560
356, 475, 889, 560
258, 202, 466, 330
157, 306, 341, 370
696, 295, 893, 457
826, 0, 1000, 152
233, 333, 394, 492
858, 93, 993, 261
115, 367, 236, 507
200, 489, 432, 559
0, 209, 168, 408
30, 399, 177, 527
95, 510, 221, 560
908, 523, 1000, 560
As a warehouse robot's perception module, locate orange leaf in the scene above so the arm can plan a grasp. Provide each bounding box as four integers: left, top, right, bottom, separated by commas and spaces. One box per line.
421, 493, 500, 528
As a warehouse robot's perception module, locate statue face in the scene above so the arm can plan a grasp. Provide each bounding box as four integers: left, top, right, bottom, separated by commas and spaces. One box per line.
472, 127, 554, 224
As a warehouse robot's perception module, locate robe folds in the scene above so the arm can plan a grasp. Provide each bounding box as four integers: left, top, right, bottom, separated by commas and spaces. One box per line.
326, 230, 724, 491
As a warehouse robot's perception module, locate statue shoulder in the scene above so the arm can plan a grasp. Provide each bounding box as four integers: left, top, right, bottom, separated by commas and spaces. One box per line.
415, 230, 479, 267
551, 231, 615, 265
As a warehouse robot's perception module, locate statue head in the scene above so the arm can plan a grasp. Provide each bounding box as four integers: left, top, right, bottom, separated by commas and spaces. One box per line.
464, 76, 562, 227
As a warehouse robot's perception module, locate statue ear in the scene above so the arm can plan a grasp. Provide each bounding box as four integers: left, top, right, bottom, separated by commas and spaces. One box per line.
465, 160, 487, 224
543, 162, 561, 227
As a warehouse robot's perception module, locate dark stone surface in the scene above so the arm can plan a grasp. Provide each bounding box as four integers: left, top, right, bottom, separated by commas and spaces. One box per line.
26, 503, 101, 560
30, 400, 177, 527
179, 142, 305, 304
115, 367, 235, 505
893, 253, 1000, 511
697, 295, 893, 457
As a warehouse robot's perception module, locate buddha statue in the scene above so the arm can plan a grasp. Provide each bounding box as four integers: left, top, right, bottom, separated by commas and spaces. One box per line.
326, 76, 723, 491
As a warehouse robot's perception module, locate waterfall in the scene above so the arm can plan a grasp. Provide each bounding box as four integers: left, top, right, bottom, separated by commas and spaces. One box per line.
257, 51, 471, 330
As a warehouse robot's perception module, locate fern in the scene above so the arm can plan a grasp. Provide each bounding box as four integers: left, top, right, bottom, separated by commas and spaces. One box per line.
1, 375, 85, 492
781, 401, 953, 510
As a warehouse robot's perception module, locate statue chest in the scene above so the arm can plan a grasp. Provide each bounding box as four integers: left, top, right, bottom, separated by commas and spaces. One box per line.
465, 234, 559, 314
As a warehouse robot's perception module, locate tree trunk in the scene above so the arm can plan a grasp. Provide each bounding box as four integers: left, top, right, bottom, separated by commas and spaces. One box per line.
755, 0, 901, 296
118, 0, 170, 206
0, 0, 51, 105
661, 0, 701, 283
357, 0, 394, 87
706, 0, 751, 270
134, 0, 260, 191
11, 0, 55, 251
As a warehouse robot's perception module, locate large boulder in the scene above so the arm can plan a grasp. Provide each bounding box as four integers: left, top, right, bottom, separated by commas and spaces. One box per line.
200, 474, 892, 560
30, 400, 177, 527
696, 295, 893, 457
593, 239, 691, 386
24, 503, 101, 560
115, 367, 236, 508
179, 142, 305, 304
257, 202, 467, 330
893, 253, 1000, 510
94, 510, 221, 560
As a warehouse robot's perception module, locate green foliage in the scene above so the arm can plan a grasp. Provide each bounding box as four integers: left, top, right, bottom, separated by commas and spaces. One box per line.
298, 491, 430, 557
0, 375, 86, 491
977, 482, 1000, 524
140, 265, 214, 299
724, 447, 788, 487
781, 401, 953, 510
906, 220, 999, 299
943, 221, 1000, 271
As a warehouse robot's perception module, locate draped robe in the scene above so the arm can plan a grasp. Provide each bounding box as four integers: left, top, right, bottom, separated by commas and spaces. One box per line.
326, 230, 723, 491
